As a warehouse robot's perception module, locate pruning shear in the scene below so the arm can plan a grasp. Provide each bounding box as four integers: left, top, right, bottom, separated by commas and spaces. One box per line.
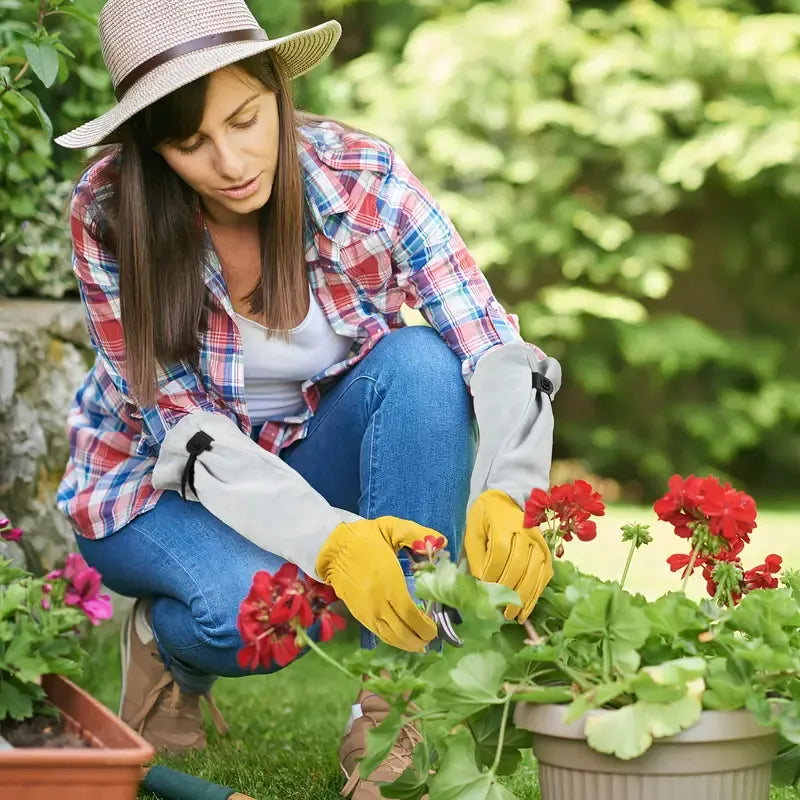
405, 549, 464, 648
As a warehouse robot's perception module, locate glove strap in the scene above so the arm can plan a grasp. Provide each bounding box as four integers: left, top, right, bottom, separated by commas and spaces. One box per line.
532, 372, 554, 397
181, 431, 214, 501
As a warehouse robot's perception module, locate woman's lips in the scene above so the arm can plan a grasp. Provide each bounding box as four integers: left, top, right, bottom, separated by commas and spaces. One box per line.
218, 173, 261, 200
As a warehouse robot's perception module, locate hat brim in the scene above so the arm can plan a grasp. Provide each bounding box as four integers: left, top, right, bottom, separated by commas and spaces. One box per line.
55, 20, 341, 149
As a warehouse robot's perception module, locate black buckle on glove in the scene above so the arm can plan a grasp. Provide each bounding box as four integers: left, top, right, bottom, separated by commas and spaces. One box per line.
532, 372, 554, 397
180, 431, 214, 501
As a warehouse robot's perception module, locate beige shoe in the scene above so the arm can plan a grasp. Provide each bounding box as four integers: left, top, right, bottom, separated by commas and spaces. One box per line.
119, 599, 229, 755
339, 692, 428, 800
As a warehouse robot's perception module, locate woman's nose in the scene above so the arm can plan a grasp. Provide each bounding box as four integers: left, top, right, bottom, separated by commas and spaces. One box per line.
213, 139, 246, 182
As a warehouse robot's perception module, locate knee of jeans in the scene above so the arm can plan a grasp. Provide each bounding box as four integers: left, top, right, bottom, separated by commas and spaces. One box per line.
188, 595, 244, 655
381, 326, 466, 397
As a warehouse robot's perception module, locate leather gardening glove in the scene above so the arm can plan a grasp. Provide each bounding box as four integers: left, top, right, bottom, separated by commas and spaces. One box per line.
316, 517, 446, 653
465, 489, 553, 622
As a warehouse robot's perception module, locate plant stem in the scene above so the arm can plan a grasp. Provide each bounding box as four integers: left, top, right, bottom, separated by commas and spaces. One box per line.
680, 546, 701, 594
619, 538, 637, 590
522, 618, 544, 644
602, 639, 612, 683
295, 629, 357, 682
490, 695, 513, 774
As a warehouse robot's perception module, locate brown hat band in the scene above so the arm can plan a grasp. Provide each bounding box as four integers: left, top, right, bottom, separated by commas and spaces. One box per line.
114, 28, 269, 100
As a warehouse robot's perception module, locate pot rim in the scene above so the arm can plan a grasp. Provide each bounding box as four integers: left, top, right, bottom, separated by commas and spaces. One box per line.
514, 702, 776, 743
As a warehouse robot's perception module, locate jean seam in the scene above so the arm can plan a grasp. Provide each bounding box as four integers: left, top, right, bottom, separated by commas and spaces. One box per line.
123, 517, 218, 647
364, 380, 386, 520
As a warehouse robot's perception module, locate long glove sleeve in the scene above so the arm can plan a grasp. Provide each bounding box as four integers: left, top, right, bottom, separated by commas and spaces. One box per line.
468, 341, 562, 510
151, 411, 361, 581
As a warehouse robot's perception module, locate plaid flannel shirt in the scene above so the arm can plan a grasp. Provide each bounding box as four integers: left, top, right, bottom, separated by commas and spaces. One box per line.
57, 122, 536, 540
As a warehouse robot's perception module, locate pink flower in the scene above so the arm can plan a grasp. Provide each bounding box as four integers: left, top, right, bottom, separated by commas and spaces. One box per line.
0, 527, 22, 543
57, 553, 113, 625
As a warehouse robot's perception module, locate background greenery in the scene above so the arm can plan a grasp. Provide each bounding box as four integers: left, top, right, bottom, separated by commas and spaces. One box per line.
1, 0, 799, 501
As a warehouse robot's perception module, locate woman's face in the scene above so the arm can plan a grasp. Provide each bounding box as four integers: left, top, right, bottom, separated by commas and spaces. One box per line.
157, 66, 279, 227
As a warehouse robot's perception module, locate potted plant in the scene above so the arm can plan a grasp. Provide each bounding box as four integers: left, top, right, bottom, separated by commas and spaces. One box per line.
233, 476, 800, 800
0, 517, 153, 800
508, 475, 800, 800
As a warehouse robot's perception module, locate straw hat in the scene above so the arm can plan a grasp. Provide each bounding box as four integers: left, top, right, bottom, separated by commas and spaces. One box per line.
55, 0, 341, 149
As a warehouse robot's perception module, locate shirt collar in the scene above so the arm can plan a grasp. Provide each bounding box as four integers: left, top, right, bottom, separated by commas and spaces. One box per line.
298, 137, 351, 230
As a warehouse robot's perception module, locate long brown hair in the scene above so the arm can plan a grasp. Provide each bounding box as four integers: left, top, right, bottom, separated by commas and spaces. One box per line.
88, 52, 307, 406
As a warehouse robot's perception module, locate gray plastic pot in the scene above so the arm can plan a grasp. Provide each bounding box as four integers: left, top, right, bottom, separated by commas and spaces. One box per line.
514, 702, 778, 800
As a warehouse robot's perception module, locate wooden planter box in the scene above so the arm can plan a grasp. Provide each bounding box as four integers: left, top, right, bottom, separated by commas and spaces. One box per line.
515, 702, 778, 800
0, 674, 154, 800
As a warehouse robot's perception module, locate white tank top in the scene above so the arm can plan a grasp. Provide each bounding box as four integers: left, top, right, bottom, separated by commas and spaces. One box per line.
236, 290, 354, 425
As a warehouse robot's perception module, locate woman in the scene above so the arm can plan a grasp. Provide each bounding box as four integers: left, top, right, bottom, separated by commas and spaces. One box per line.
55, 0, 560, 796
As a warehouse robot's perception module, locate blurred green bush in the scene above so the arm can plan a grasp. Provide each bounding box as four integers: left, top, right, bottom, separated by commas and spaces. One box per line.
2, 0, 799, 496
325, 0, 800, 497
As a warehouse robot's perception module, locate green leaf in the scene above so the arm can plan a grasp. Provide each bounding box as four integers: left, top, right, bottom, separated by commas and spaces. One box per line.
416, 561, 510, 619
18, 89, 52, 139
3, 635, 49, 683
481, 581, 521, 610
584, 694, 703, 760
434, 652, 508, 717
642, 657, 706, 684
643, 593, 707, 640
427, 728, 516, 800
468, 705, 530, 776
565, 680, 630, 722
359, 707, 406, 778
379, 767, 429, 800
0, 677, 38, 721
0, 583, 27, 618
771, 739, 800, 789
562, 586, 649, 676
22, 42, 59, 88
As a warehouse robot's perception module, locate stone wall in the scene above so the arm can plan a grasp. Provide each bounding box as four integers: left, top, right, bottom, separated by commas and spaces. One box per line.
0, 299, 90, 571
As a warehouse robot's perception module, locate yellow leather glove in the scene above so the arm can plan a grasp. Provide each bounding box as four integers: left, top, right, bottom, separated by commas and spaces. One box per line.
315, 517, 446, 653
465, 489, 553, 622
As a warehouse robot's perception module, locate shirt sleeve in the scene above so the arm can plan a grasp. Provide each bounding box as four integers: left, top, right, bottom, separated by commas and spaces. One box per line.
71, 175, 226, 447
380, 150, 547, 383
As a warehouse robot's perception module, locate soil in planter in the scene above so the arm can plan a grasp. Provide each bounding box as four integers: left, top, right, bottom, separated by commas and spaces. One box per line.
0, 712, 89, 748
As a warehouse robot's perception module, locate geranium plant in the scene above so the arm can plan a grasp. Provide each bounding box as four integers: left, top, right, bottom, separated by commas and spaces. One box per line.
0, 517, 112, 727
236, 477, 800, 799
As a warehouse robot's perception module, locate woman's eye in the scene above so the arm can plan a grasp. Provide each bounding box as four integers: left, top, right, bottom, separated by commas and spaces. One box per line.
176, 138, 203, 154
235, 114, 258, 130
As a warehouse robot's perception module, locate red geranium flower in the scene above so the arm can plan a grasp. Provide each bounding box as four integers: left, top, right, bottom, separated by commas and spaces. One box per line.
525, 481, 605, 554
410, 534, 447, 559
655, 474, 757, 556
743, 554, 782, 591
236, 564, 346, 670
699, 481, 757, 545
524, 488, 550, 529
666, 552, 708, 576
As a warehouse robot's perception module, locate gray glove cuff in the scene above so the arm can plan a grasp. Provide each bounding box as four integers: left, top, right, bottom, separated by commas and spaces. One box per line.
151, 411, 361, 580
468, 342, 561, 510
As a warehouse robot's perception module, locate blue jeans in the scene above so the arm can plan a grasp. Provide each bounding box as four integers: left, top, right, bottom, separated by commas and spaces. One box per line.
76, 327, 475, 693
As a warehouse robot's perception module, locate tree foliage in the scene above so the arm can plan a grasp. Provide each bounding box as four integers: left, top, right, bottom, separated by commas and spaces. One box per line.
326, 0, 800, 495
1, 0, 799, 494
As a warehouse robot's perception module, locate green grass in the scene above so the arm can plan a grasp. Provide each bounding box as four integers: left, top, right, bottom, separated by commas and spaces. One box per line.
76, 622, 540, 799
74, 503, 800, 799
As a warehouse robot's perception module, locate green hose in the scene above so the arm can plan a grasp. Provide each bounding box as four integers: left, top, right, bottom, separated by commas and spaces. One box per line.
143, 765, 237, 800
